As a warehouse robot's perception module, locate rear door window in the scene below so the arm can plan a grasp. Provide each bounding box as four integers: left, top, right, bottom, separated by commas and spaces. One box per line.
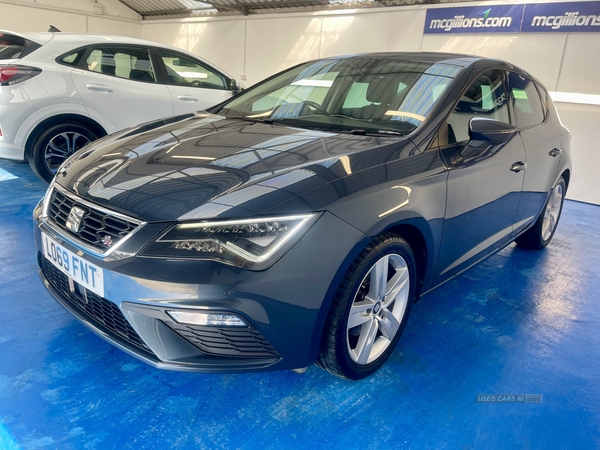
85, 46, 156, 83
508, 72, 545, 128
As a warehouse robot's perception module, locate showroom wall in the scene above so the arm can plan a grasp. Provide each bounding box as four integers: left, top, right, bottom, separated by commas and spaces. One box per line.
0, 0, 595, 204
141, 2, 600, 205
0, 0, 142, 36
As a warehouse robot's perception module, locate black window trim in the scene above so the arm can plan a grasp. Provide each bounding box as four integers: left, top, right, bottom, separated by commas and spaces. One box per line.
55, 45, 86, 68
57, 44, 159, 84
55, 45, 87, 68
535, 81, 550, 122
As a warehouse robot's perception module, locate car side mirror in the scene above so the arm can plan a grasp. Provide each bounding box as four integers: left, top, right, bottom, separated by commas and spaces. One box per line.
230, 79, 244, 95
469, 117, 517, 145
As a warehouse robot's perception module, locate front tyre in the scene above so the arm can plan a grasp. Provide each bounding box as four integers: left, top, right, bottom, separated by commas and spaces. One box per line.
29, 123, 97, 182
318, 233, 416, 380
516, 177, 566, 250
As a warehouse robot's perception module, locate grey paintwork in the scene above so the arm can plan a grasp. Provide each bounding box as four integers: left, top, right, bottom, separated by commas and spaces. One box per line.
34, 53, 571, 372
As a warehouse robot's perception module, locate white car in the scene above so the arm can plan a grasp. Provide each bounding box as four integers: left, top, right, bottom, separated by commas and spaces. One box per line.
0, 30, 239, 181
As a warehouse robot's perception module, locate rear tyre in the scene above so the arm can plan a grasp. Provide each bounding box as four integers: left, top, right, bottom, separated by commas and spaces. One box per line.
515, 177, 566, 250
318, 233, 416, 380
29, 122, 97, 182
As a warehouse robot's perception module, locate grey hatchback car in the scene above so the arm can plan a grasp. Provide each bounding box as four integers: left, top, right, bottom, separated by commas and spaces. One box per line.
34, 53, 570, 379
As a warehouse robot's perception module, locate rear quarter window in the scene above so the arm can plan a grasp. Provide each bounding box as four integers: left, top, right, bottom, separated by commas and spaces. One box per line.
59, 51, 82, 66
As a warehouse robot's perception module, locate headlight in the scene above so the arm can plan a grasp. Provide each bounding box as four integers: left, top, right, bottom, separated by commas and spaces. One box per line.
140, 213, 320, 269
33, 198, 44, 220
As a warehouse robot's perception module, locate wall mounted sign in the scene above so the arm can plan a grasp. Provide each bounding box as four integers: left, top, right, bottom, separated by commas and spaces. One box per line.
424, 2, 600, 34
424, 4, 524, 34
522, 2, 600, 33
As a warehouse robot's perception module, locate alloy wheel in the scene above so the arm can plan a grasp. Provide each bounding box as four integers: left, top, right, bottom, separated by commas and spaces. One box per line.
44, 132, 91, 174
542, 182, 564, 241
346, 253, 410, 365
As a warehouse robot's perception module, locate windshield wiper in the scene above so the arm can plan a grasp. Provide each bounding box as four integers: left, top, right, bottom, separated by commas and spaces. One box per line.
221, 114, 276, 124
241, 116, 274, 124
347, 129, 405, 136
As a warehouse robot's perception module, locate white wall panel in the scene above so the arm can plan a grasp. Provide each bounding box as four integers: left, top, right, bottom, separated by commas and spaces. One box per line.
93, 0, 140, 20
556, 34, 600, 95
321, 10, 425, 57
554, 102, 600, 205
143, 22, 189, 50
87, 16, 142, 37
245, 17, 321, 86
0, 3, 86, 33
0, 0, 140, 34
422, 34, 566, 90
1, 0, 139, 19
188, 21, 245, 81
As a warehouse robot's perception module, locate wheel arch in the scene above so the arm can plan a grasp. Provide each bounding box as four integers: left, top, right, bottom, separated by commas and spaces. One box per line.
383, 222, 429, 299
308, 214, 437, 365
561, 168, 571, 191
24, 114, 108, 160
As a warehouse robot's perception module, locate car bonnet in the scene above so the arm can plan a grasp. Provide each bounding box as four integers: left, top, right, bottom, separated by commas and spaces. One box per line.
54, 113, 412, 222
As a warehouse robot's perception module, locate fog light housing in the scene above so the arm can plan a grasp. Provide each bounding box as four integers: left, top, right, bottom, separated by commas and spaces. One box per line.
167, 310, 247, 327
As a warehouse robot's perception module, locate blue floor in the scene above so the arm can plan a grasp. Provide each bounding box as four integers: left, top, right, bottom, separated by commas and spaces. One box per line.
1, 159, 599, 450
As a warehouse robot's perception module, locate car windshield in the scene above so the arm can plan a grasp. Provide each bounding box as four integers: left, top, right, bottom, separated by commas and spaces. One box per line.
216, 56, 461, 135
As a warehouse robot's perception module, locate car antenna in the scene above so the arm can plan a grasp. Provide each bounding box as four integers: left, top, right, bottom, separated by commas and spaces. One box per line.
48, 25, 61, 32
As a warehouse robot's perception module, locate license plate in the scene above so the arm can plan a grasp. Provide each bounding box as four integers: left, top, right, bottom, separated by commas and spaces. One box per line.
41, 232, 104, 297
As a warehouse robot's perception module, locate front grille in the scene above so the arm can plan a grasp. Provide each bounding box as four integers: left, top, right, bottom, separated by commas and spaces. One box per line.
41, 258, 153, 355
166, 322, 279, 358
47, 188, 139, 253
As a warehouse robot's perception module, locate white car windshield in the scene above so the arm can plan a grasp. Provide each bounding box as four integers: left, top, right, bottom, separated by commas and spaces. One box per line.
216, 56, 461, 135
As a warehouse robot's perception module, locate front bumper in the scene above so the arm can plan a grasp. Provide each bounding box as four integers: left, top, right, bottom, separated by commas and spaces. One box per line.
34, 209, 366, 373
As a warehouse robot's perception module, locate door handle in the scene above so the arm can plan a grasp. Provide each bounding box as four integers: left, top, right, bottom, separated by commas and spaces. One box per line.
510, 162, 527, 173
549, 148, 562, 157
178, 95, 199, 102
85, 83, 113, 93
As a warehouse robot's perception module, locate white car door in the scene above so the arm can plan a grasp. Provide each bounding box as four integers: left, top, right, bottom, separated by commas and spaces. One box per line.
156, 49, 233, 116
71, 45, 173, 132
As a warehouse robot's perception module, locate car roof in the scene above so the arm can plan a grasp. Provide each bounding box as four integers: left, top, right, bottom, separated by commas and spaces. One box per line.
323, 52, 503, 70
0, 30, 170, 48
0, 29, 235, 80
317, 51, 538, 84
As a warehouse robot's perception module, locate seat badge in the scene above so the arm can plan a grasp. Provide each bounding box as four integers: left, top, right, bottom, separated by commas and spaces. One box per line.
65, 206, 85, 233
101, 235, 113, 247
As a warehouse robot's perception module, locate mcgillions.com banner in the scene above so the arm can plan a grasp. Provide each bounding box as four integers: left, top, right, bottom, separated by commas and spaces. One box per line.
424, 1, 600, 34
